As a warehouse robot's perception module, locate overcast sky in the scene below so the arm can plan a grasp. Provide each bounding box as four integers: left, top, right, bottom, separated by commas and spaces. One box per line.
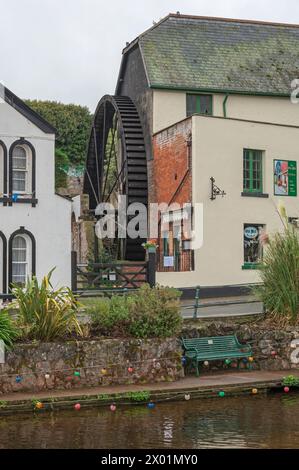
1, 0, 299, 111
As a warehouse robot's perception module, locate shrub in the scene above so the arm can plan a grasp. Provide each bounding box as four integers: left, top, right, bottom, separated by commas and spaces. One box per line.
89, 296, 131, 335
128, 284, 182, 338
86, 284, 182, 338
10, 270, 82, 341
255, 224, 299, 324
0, 310, 19, 347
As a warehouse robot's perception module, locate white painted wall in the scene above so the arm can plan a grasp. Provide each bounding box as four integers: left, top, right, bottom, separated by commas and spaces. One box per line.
153, 90, 186, 133
153, 90, 299, 134
157, 115, 299, 288
0, 101, 72, 291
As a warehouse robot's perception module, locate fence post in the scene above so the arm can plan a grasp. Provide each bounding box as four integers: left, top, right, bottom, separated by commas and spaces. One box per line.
147, 249, 156, 288
193, 286, 200, 319
71, 251, 77, 293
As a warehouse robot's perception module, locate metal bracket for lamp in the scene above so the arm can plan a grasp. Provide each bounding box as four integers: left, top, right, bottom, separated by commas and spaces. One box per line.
210, 177, 226, 200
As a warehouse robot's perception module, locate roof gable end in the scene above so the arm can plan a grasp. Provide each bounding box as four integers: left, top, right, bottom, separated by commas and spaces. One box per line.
4, 87, 56, 134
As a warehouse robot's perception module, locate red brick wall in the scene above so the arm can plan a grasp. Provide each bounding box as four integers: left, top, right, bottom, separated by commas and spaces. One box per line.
151, 118, 193, 272
151, 118, 192, 207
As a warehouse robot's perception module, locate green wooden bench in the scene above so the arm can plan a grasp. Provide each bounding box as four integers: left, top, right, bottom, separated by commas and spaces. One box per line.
182, 335, 252, 376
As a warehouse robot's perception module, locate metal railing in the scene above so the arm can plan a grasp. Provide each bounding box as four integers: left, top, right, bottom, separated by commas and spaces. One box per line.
181, 286, 264, 319
1, 282, 265, 319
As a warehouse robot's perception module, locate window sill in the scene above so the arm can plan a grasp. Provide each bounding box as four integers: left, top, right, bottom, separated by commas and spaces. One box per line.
0, 197, 38, 207
242, 263, 262, 270
241, 192, 269, 198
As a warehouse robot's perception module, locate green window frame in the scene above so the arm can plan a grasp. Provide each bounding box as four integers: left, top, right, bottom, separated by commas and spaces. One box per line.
186, 94, 212, 117
243, 149, 263, 193
242, 223, 265, 270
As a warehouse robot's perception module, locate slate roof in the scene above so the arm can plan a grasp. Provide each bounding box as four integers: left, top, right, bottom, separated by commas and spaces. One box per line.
132, 14, 299, 95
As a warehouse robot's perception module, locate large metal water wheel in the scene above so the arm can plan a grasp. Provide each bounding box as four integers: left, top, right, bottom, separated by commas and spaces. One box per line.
84, 95, 148, 261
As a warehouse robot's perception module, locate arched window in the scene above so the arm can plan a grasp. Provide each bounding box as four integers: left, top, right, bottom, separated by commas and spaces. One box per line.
8, 228, 36, 288
12, 146, 27, 193
11, 235, 27, 286
0, 141, 8, 199
0, 231, 7, 294
9, 140, 36, 205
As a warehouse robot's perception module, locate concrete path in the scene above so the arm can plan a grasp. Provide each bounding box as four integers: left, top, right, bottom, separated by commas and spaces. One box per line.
1, 369, 296, 403
181, 295, 264, 318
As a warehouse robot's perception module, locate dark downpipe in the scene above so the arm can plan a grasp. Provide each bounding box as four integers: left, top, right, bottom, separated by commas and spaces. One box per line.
147, 251, 156, 288
71, 251, 77, 292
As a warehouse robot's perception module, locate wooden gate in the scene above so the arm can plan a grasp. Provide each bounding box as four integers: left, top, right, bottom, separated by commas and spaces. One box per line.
71, 251, 156, 294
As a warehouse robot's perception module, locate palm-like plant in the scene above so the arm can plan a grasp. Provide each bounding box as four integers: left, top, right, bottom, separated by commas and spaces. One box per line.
11, 269, 82, 341
0, 309, 19, 347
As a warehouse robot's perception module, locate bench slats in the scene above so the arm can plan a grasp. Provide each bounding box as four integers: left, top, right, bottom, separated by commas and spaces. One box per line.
181, 334, 252, 376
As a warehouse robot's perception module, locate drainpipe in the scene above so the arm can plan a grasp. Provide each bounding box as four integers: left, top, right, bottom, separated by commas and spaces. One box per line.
223, 93, 229, 118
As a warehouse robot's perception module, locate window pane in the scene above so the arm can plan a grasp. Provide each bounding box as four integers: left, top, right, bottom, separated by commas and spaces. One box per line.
187, 94, 213, 116
12, 236, 27, 285
199, 95, 212, 115
244, 224, 264, 264
12, 236, 26, 249
12, 250, 26, 262
13, 146, 26, 169
162, 231, 169, 256
243, 149, 263, 192
12, 170, 26, 192
186, 95, 197, 116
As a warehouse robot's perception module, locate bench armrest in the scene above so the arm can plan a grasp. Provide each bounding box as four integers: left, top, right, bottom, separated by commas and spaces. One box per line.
234, 336, 251, 349
183, 346, 197, 354
181, 338, 197, 353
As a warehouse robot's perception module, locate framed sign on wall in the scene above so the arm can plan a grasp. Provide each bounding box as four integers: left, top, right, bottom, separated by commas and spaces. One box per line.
274, 160, 297, 196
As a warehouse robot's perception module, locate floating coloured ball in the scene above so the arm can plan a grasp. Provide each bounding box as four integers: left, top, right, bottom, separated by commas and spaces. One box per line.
15, 375, 22, 383
127, 367, 134, 373
110, 404, 116, 412
74, 371, 80, 377
184, 394, 191, 401
74, 403, 81, 411
35, 401, 43, 410
284, 387, 290, 393
204, 361, 209, 367
252, 388, 258, 395
44, 373, 50, 380
147, 402, 155, 409
248, 357, 254, 362
218, 391, 225, 398
101, 368, 107, 375
225, 359, 231, 365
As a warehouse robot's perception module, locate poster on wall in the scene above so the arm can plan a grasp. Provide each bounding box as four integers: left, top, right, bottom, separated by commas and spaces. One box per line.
163, 256, 174, 267
274, 160, 297, 196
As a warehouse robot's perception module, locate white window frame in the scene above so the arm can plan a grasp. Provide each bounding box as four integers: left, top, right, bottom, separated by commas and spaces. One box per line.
11, 235, 28, 286
0, 145, 4, 196
12, 146, 28, 195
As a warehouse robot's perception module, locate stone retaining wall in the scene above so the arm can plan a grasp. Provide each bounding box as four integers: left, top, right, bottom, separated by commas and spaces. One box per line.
0, 338, 182, 394
182, 320, 299, 373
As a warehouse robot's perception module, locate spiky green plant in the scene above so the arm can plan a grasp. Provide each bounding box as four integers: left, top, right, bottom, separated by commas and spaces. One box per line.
0, 309, 19, 347
255, 224, 299, 323
11, 269, 82, 341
